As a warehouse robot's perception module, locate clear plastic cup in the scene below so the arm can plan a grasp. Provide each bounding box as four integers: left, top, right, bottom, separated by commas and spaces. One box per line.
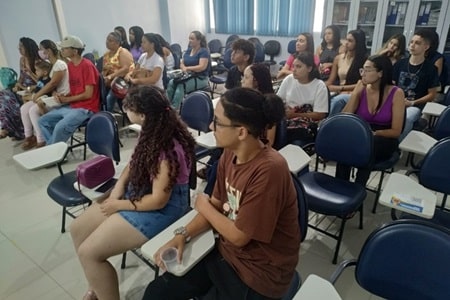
160, 247, 179, 273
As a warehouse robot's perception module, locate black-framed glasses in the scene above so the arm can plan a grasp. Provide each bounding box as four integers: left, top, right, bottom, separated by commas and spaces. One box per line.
212, 116, 240, 131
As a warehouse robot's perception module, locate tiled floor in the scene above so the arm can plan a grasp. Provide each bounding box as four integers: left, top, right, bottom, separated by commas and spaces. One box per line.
0, 121, 426, 299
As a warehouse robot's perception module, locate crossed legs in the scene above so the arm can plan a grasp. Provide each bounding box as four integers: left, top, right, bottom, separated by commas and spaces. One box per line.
70, 202, 148, 300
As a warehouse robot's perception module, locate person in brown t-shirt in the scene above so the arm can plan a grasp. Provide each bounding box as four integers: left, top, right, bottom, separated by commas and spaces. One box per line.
144, 87, 301, 300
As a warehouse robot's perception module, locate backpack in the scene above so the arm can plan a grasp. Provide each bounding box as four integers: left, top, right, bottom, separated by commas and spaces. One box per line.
0, 67, 18, 90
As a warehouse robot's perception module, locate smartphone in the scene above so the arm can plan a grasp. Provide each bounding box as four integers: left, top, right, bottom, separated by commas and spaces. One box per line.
95, 178, 117, 193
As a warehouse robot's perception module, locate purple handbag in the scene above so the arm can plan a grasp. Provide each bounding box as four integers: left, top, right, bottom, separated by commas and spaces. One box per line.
76, 155, 115, 189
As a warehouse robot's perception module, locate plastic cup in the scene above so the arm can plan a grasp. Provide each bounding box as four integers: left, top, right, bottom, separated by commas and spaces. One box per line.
160, 247, 179, 273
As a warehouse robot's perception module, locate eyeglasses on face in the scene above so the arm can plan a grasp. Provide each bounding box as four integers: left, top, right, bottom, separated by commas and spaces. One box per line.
212, 116, 240, 131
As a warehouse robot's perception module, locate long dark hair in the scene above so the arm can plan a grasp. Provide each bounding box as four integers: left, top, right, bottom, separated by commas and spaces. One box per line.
129, 26, 144, 48
122, 86, 195, 201
321, 25, 341, 51
40, 39, 60, 59
191, 31, 207, 48
295, 52, 320, 81
114, 26, 130, 49
154, 33, 171, 49
346, 29, 368, 84
19, 37, 40, 73
297, 32, 315, 54
249, 63, 274, 94
143, 33, 165, 58
221, 88, 285, 139
368, 55, 393, 111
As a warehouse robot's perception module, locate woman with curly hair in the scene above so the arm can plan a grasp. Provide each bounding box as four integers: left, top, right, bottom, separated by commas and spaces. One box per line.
70, 85, 195, 300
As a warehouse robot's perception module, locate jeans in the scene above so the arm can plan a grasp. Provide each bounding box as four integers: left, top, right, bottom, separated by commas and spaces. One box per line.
106, 89, 121, 112
329, 93, 350, 116
399, 106, 421, 141
166, 76, 209, 110
143, 248, 280, 300
38, 106, 93, 144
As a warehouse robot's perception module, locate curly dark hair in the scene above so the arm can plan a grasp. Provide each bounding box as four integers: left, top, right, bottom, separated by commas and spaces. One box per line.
122, 85, 195, 201
19, 37, 40, 74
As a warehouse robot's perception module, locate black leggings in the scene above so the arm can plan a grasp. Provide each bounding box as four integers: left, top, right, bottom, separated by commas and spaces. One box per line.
336, 136, 399, 186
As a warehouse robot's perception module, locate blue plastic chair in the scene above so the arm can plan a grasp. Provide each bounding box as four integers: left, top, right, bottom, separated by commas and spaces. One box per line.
299, 113, 374, 264
47, 111, 120, 233
330, 219, 450, 300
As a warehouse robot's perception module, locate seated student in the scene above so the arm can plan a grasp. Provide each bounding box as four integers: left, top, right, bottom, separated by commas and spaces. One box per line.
20, 60, 52, 150
20, 39, 70, 150
277, 52, 328, 145
124, 33, 165, 90
102, 32, 134, 112
424, 29, 448, 100
277, 32, 318, 80
337, 55, 405, 186
393, 30, 440, 141
377, 33, 406, 65
70, 85, 195, 300
143, 87, 300, 300
129, 26, 144, 62
154, 33, 175, 71
114, 26, 131, 51
166, 31, 210, 110
327, 29, 368, 116
316, 25, 342, 80
225, 39, 255, 89
201, 63, 276, 195
38, 35, 100, 145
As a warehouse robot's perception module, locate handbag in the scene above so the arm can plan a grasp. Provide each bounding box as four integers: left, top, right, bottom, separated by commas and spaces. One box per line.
76, 155, 115, 189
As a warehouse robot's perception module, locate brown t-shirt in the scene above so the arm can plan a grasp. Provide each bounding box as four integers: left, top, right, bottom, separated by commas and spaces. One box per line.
213, 147, 300, 298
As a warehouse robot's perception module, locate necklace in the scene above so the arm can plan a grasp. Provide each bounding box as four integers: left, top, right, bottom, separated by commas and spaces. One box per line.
407, 61, 424, 76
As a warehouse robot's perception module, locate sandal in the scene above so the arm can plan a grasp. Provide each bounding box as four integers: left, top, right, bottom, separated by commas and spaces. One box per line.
22, 136, 37, 150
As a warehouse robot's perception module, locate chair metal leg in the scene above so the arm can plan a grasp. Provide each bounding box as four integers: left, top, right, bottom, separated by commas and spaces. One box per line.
333, 218, 347, 264
440, 194, 448, 210
359, 205, 363, 230
121, 252, 127, 269
61, 207, 67, 233
372, 171, 386, 214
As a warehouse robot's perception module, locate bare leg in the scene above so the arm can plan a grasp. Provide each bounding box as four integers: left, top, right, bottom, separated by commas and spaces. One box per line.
76, 212, 148, 300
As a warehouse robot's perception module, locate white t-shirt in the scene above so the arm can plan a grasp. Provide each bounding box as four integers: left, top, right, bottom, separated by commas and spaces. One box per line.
50, 59, 70, 95
277, 75, 328, 113
137, 52, 165, 89
166, 52, 175, 71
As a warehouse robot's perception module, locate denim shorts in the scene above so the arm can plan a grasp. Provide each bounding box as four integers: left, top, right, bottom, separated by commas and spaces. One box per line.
119, 184, 190, 239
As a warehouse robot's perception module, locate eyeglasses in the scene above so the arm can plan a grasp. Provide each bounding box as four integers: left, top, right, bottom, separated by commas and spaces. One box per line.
359, 68, 377, 75
212, 116, 240, 131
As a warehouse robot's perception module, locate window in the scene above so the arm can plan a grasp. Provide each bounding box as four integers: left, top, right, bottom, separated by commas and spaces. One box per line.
208, 0, 316, 36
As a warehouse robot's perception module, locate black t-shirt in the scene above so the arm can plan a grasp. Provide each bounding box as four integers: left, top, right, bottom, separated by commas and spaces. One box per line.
393, 58, 440, 109
225, 66, 243, 89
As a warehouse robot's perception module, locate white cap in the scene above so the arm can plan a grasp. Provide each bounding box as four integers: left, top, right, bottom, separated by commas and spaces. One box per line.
58, 35, 85, 49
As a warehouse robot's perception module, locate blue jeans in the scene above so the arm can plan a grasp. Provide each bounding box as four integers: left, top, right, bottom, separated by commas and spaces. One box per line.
399, 106, 422, 141
329, 94, 350, 116
38, 106, 93, 144
166, 76, 209, 110
106, 89, 120, 112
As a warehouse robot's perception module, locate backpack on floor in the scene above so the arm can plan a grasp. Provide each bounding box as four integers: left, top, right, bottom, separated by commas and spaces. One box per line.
0, 67, 18, 90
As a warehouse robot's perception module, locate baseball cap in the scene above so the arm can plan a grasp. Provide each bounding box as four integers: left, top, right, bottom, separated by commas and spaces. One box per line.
58, 35, 85, 49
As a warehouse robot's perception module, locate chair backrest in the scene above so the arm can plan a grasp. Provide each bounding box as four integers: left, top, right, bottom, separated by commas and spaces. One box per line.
253, 42, 265, 63
170, 43, 182, 61
248, 37, 261, 45
225, 34, 239, 49
83, 52, 95, 65
272, 118, 287, 151
264, 40, 281, 61
442, 90, 450, 106
419, 136, 450, 195
315, 113, 373, 167
86, 111, 120, 163
291, 173, 308, 243
180, 91, 213, 133
355, 219, 450, 300
433, 106, 450, 140
287, 39, 297, 55
208, 39, 222, 54
222, 48, 234, 70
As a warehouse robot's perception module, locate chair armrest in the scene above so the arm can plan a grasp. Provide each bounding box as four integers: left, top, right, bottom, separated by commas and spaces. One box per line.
329, 259, 357, 284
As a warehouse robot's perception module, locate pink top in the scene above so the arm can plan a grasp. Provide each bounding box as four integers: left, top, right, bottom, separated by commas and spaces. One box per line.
285, 53, 320, 70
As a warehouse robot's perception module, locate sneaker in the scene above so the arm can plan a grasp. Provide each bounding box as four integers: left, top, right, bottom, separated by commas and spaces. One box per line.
35, 141, 46, 148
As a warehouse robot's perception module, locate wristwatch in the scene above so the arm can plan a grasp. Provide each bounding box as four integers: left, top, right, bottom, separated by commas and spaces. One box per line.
173, 226, 191, 243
